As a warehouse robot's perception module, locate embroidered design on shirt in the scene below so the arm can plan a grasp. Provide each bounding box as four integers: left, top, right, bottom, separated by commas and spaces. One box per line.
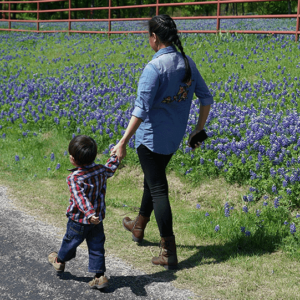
162, 79, 193, 104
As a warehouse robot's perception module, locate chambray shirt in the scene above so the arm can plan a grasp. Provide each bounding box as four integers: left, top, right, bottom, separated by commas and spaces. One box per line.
132, 45, 214, 155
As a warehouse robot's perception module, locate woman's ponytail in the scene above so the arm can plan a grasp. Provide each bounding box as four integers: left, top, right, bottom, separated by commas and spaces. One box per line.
173, 36, 191, 84
149, 15, 192, 84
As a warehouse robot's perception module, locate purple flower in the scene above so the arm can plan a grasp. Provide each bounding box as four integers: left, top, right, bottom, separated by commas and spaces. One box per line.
256, 209, 261, 217
215, 225, 220, 232
290, 223, 296, 234
243, 205, 248, 213
50, 153, 55, 161
274, 197, 280, 209
224, 202, 230, 217
64, 151, 68, 156
47, 167, 51, 171
56, 163, 61, 170
196, 204, 201, 209
284, 221, 289, 225
296, 214, 300, 218
245, 231, 251, 237
15, 155, 20, 162
205, 212, 209, 217
241, 226, 246, 233
272, 184, 277, 194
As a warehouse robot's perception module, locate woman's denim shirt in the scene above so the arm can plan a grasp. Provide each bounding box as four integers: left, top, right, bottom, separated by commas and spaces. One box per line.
132, 45, 214, 155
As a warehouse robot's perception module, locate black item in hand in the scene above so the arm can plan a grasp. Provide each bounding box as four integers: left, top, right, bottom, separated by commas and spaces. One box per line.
190, 130, 208, 149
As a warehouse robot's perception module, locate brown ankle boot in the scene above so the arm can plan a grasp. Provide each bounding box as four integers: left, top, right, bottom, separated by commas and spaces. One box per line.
122, 214, 150, 243
152, 236, 178, 270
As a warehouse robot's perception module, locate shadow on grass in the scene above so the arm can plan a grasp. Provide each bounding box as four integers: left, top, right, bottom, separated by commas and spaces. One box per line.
57, 231, 283, 296
141, 229, 283, 269
57, 269, 178, 296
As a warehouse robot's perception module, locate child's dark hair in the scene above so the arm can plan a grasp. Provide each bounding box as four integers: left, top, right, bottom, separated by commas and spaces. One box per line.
148, 14, 191, 83
68, 135, 97, 166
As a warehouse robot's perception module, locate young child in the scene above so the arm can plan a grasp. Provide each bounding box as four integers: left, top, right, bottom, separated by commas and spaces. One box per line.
48, 135, 119, 289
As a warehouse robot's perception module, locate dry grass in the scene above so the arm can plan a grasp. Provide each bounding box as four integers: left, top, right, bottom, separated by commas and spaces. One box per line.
1, 168, 300, 299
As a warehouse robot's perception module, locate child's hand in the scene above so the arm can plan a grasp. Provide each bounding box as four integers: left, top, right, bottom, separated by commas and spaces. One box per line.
89, 216, 100, 225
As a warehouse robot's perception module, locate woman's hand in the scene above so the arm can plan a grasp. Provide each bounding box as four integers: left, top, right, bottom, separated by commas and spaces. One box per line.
188, 129, 202, 151
110, 140, 127, 161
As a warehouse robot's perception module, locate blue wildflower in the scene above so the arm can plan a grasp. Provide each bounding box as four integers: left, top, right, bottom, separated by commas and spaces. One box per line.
274, 197, 280, 208
243, 206, 248, 213
290, 223, 296, 234
245, 231, 251, 237
15, 155, 20, 162
215, 225, 220, 232
205, 212, 209, 217
196, 204, 201, 209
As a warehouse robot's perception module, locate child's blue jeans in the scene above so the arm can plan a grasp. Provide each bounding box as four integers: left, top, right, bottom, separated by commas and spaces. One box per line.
58, 218, 106, 273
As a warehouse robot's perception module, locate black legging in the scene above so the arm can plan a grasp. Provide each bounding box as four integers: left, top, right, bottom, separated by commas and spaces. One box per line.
137, 144, 173, 237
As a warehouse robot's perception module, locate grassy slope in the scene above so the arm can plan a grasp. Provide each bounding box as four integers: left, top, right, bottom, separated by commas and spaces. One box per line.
1, 160, 300, 299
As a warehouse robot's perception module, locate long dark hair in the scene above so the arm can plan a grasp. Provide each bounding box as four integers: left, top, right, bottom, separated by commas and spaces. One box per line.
148, 14, 191, 84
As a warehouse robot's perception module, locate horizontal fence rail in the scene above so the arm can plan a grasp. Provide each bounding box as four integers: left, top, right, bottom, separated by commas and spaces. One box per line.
0, 0, 299, 41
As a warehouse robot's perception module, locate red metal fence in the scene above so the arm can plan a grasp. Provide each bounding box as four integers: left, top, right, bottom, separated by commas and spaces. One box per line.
0, 0, 299, 41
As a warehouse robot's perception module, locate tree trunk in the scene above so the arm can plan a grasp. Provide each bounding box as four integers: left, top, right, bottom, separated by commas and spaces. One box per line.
44, 3, 49, 20
74, 0, 78, 19
288, 0, 291, 14
60, 1, 64, 19
225, 4, 229, 15
115, 0, 120, 18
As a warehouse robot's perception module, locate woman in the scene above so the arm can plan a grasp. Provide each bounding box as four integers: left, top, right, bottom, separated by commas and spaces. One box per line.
111, 14, 213, 270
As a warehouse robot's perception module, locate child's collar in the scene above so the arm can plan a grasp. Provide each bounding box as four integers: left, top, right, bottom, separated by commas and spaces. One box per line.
67, 162, 96, 171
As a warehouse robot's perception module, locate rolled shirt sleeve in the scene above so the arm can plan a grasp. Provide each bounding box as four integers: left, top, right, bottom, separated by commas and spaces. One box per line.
194, 68, 214, 106
104, 155, 119, 178
132, 63, 160, 121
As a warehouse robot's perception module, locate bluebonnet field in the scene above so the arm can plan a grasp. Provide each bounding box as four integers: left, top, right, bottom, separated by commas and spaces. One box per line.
1, 18, 300, 255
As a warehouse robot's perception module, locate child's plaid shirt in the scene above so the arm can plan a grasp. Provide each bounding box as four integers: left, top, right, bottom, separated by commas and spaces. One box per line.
66, 155, 119, 224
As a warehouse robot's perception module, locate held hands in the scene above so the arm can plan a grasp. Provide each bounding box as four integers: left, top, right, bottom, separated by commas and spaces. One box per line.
188, 129, 202, 151
89, 216, 100, 225
110, 140, 126, 161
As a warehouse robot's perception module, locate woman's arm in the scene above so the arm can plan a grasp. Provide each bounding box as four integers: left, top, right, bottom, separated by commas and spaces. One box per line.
110, 116, 142, 161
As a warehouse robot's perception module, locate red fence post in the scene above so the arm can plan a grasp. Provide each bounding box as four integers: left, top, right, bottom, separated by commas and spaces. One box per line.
216, 0, 220, 33
296, 0, 300, 42
108, 0, 111, 38
69, 0, 71, 35
8, 2, 10, 29
37, 2, 39, 32
156, 0, 159, 16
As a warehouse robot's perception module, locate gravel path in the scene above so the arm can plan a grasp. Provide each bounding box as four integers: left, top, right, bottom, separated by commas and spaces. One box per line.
0, 185, 196, 300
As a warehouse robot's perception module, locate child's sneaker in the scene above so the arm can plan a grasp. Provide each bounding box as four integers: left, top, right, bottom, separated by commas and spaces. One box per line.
88, 275, 109, 289
48, 252, 65, 272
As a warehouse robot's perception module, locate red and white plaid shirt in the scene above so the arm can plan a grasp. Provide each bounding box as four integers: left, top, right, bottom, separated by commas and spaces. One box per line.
66, 155, 119, 224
